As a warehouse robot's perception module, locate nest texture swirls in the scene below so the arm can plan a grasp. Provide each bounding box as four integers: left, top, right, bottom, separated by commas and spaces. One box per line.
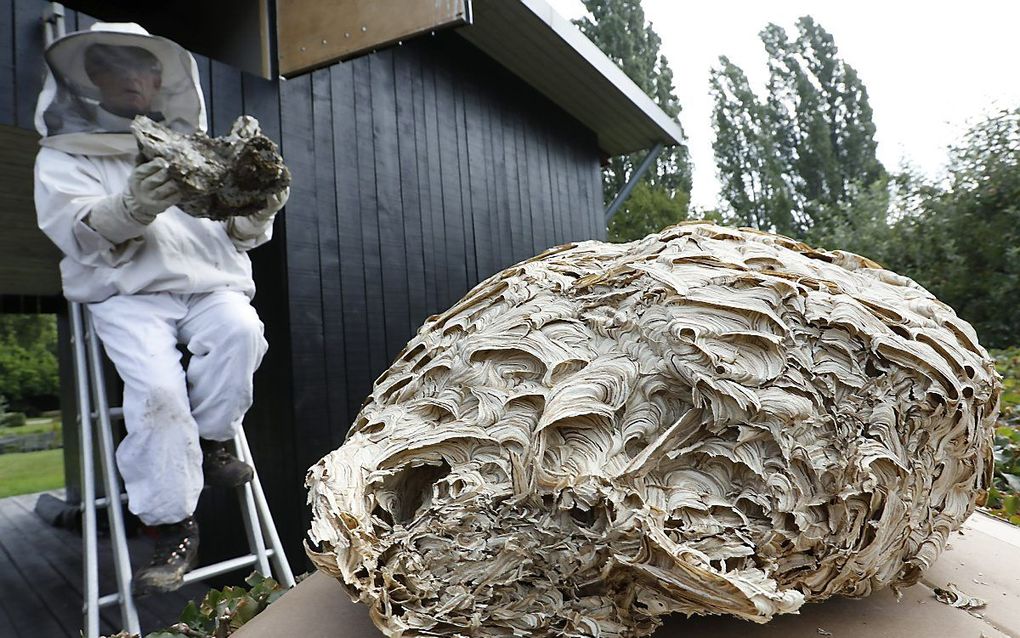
132, 115, 291, 220
306, 223, 999, 638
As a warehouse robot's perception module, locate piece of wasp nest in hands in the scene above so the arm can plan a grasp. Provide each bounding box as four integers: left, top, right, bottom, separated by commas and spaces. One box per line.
306, 222, 999, 638
131, 115, 290, 220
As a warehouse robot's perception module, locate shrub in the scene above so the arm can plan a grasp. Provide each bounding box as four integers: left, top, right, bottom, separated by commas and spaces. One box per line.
1, 411, 27, 428
985, 347, 1020, 525
99, 572, 288, 638
0, 314, 60, 407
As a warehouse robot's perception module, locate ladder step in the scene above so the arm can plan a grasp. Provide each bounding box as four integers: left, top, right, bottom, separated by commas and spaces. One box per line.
91, 549, 278, 611
95, 593, 121, 610
89, 407, 124, 420
83, 493, 129, 510
181, 550, 276, 584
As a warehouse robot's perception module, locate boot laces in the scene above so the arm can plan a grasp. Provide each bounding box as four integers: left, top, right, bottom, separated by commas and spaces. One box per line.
206, 442, 239, 468
149, 520, 196, 566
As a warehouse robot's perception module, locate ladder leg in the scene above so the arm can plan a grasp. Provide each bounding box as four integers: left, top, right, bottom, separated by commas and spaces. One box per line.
235, 431, 295, 587
84, 307, 141, 635
71, 302, 100, 638
234, 435, 271, 577
237, 476, 272, 577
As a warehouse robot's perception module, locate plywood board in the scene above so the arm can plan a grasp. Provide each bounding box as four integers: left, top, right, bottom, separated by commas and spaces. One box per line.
277, 0, 470, 76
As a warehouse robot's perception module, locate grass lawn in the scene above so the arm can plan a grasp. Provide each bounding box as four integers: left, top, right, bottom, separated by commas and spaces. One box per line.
0, 448, 65, 498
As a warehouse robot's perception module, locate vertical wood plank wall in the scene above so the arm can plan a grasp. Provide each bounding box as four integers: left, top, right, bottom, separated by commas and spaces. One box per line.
275, 32, 604, 563
3, 6, 605, 568
281, 31, 603, 433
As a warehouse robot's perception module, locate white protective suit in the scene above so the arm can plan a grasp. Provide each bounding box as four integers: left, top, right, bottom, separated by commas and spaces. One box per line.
34, 23, 278, 525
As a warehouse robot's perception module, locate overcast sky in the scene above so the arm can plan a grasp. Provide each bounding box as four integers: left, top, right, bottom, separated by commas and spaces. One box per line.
545, 0, 1020, 209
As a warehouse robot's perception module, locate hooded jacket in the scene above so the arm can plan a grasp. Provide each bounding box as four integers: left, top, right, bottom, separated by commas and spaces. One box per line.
34, 23, 274, 303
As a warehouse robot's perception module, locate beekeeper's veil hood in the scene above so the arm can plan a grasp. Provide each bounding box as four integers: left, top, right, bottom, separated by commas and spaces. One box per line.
35, 22, 206, 155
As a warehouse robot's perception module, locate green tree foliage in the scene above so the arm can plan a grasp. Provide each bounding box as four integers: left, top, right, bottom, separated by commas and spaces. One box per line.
813, 108, 1020, 350
924, 109, 1020, 348
0, 314, 60, 408
709, 57, 794, 234
710, 16, 884, 239
606, 181, 689, 242
875, 109, 1020, 349
807, 172, 910, 261
574, 0, 693, 241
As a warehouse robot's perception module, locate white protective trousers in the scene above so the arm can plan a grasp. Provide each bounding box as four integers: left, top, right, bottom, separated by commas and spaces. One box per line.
88, 290, 268, 525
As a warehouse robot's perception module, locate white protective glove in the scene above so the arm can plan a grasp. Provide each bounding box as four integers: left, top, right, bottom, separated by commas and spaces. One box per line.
257, 186, 290, 221
227, 186, 289, 243
86, 158, 181, 244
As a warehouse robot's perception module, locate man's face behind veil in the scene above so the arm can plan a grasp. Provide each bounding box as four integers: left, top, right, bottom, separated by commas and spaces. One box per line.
85, 45, 163, 118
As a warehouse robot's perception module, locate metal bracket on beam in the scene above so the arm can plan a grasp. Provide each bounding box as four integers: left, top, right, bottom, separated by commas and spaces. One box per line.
604, 142, 664, 224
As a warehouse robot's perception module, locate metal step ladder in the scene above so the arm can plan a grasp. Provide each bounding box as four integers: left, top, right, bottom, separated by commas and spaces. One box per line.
69, 300, 295, 638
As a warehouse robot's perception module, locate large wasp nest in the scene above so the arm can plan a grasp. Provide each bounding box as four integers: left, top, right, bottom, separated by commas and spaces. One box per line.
306, 223, 999, 637
131, 115, 290, 220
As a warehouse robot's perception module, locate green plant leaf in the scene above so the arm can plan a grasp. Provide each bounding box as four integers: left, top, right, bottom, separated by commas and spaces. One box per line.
178, 601, 202, 627
1005, 494, 1019, 516
200, 589, 223, 616
124, 571, 288, 637
230, 596, 260, 628
244, 571, 267, 589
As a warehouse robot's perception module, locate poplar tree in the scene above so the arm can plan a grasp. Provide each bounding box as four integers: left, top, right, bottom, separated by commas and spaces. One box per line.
711, 16, 884, 239
709, 57, 794, 234
574, 0, 693, 240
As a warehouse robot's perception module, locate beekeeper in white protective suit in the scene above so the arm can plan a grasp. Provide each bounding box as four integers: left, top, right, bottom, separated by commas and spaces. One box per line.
33, 23, 288, 596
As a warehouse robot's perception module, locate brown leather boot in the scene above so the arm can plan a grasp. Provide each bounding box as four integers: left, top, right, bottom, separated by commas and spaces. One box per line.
132, 516, 199, 597
201, 438, 254, 488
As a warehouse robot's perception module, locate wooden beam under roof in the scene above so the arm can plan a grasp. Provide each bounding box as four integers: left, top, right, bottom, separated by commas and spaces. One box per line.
277, 0, 471, 76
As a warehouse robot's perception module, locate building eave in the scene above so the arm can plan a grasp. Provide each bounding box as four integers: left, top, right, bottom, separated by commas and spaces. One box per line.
458, 0, 685, 157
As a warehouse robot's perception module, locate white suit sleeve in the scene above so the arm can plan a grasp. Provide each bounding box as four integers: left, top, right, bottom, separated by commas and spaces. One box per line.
34, 147, 144, 266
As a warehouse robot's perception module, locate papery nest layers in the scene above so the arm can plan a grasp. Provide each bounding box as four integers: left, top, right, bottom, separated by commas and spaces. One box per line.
132, 115, 290, 220
306, 223, 999, 638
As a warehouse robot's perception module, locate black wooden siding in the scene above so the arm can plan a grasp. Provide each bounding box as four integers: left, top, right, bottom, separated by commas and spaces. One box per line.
4, 4, 605, 570
270, 33, 603, 564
